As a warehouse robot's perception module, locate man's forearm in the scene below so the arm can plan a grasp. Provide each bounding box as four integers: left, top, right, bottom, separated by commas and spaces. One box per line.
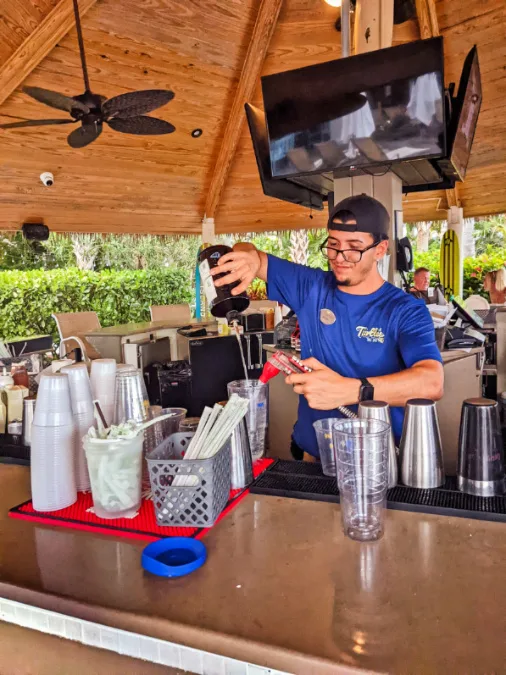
367, 360, 444, 407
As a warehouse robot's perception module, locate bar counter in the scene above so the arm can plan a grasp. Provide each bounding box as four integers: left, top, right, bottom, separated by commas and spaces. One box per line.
1, 464, 506, 674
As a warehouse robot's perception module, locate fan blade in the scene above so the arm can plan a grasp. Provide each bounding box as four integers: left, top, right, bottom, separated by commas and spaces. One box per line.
0, 118, 76, 129
103, 90, 174, 119
107, 116, 175, 135
24, 86, 89, 114
67, 123, 102, 148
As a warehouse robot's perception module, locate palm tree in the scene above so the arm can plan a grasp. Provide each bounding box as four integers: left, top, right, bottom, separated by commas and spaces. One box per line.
474, 214, 506, 255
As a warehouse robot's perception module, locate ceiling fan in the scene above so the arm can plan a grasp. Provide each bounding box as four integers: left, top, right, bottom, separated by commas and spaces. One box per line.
0, 0, 175, 148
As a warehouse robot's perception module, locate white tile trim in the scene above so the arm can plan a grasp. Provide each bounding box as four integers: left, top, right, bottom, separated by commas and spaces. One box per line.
0, 598, 291, 675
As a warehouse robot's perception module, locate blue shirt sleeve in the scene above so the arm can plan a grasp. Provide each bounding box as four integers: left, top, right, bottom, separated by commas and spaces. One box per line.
266, 254, 326, 313
397, 298, 443, 368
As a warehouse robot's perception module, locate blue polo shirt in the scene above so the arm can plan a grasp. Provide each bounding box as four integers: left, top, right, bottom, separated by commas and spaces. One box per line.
267, 255, 442, 457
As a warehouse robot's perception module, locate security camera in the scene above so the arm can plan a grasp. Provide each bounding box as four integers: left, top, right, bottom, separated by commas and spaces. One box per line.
40, 172, 54, 187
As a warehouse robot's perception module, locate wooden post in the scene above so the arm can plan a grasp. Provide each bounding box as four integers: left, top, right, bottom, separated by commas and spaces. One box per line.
335, 0, 401, 284
415, 0, 439, 40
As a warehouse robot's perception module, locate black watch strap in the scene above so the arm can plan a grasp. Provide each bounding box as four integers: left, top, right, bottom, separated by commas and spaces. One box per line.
359, 377, 374, 402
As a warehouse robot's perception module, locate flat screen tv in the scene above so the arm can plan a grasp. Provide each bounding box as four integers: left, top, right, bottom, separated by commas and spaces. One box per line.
443, 46, 482, 181
262, 37, 446, 179
244, 103, 331, 211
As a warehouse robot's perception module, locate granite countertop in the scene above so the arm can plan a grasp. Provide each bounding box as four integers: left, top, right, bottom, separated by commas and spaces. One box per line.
2, 464, 506, 674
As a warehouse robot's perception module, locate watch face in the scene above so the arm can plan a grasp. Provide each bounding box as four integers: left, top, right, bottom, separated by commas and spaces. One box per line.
360, 381, 374, 401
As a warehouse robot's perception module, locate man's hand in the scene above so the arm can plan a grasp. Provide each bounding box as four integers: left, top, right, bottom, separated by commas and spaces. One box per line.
209, 245, 266, 296
285, 358, 360, 410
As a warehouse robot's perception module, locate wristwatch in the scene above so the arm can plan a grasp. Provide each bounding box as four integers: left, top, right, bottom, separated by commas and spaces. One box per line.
359, 377, 374, 402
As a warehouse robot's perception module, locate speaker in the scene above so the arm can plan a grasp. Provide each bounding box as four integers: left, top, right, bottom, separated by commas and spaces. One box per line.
396, 236, 414, 272
22, 223, 49, 241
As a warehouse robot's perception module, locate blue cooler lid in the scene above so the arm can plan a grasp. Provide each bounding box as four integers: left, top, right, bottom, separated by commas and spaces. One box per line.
142, 537, 207, 578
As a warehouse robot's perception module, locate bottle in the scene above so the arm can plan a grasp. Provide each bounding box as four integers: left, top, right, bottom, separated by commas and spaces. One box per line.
197, 245, 250, 319
0, 367, 14, 390
11, 363, 29, 389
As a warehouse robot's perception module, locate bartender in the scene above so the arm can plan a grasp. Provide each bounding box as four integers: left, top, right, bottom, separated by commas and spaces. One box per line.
211, 195, 444, 461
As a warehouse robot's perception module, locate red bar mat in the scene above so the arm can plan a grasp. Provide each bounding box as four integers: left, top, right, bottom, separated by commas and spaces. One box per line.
9, 459, 274, 542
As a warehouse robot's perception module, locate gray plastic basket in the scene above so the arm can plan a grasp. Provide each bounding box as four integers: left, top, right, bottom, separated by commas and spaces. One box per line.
147, 432, 231, 527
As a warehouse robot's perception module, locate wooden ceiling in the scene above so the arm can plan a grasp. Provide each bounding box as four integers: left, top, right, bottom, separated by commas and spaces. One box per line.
0, 0, 505, 234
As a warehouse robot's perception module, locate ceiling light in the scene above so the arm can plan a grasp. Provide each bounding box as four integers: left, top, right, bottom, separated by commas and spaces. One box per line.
324, 0, 342, 6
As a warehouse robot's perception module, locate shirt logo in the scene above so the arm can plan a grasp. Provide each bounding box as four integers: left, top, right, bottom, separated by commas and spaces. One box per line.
356, 326, 385, 343
320, 308, 336, 325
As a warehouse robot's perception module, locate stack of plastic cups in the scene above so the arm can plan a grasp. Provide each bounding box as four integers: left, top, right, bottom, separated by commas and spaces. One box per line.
90, 358, 117, 426
31, 374, 77, 511
61, 363, 94, 491
114, 369, 152, 483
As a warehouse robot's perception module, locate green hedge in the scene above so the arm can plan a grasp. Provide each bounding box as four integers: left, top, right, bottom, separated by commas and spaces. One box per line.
0, 268, 192, 341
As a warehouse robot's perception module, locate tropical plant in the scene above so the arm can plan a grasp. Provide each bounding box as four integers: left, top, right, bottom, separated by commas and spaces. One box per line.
0, 267, 192, 341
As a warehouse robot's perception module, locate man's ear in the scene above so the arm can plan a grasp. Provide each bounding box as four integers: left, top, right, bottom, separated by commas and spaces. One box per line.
375, 240, 389, 260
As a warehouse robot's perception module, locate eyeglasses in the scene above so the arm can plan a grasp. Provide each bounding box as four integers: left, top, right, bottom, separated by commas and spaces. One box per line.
320, 238, 380, 263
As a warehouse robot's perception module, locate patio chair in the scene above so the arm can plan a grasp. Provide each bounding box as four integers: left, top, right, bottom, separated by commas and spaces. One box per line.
150, 304, 192, 324
52, 311, 102, 361
465, 295, 490, 312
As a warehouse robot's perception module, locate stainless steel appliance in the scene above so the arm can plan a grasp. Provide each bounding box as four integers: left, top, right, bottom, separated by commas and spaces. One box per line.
399, 399, 444, 488
230, 417, 254, 489
457, 398, 506, 496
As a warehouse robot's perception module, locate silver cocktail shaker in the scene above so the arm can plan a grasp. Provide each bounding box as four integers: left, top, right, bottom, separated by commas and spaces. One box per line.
457, 398, 506, 497
230, 417, 254, 489
22, 398, 36, 446
399, 399, 444, 488
358, 401, 398, 488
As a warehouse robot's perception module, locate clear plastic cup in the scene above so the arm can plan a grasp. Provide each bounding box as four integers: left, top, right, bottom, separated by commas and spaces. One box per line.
33, 374, 72, 422
313, 418, 338, 476
227, 380, 268, 460
179, 417, 200, 432
333, 419, 390, 542
90, 359, 116, 426
84, 432, 144, 519
31, 423, 77, 511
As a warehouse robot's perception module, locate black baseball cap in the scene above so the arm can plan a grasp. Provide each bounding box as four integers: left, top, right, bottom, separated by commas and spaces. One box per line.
327, 194, 390, 238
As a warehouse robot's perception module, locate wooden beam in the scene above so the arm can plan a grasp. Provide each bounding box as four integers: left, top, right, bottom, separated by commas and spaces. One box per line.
204, 0, 283, 219
415, 0, 439, 39
0, 0, 98, 108
446, 184, 461, 209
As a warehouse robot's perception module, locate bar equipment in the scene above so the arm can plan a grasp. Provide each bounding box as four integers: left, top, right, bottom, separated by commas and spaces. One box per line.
358, 401, 398, 488
198, 244, 250, 319
227, 380, 268, 460
313, 418, 338, 476
399, 399, 444, 488
22, 397, 36, 446
85, 432, 144, 519
61, 363, 93, 491
457, 398, 506, 496
90, 358, 116, 426
230, 417, 254, 489
31, 374, 77, 512
333, 418, 390, 542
